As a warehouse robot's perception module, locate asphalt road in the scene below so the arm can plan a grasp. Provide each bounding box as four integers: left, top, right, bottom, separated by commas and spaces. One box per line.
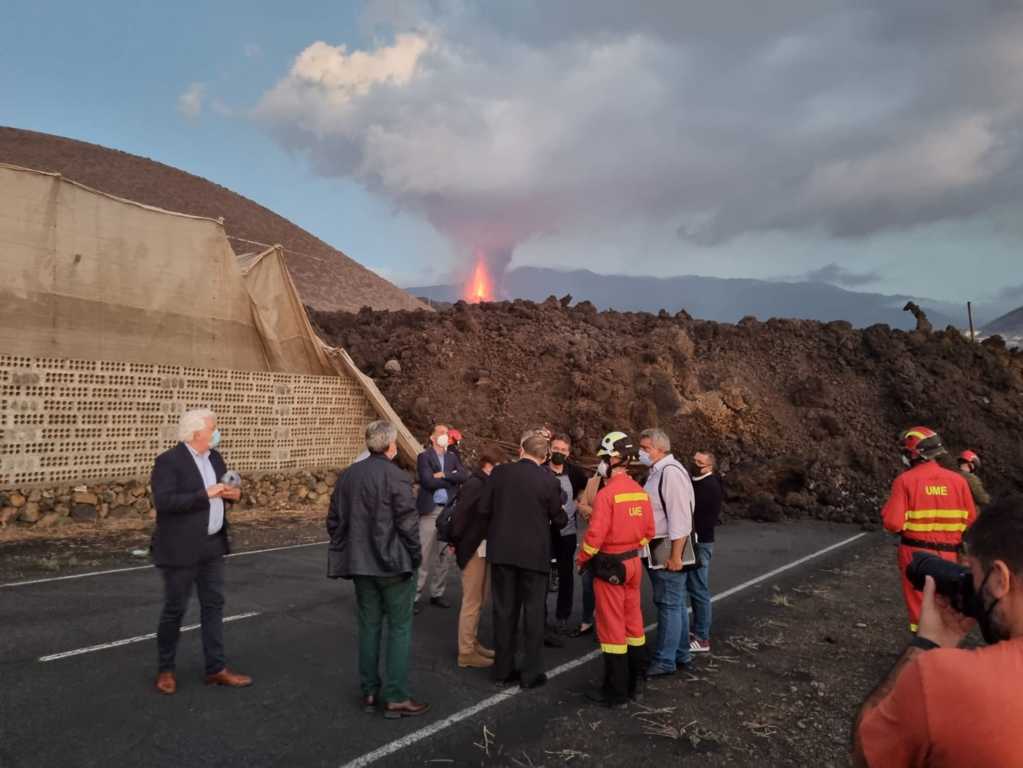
0, 520, 865, 768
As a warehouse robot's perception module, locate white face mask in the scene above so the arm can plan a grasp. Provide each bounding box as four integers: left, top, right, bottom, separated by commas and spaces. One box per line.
435, 434, 449, 448
901, 454, 911, 468
638, 449, 653, 467
596, 460, 609, 478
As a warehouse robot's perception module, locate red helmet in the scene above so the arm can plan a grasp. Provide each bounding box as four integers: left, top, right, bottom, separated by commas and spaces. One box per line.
448, 428, 463, 444
899, 427, 947, 462
958, 450, 981, 471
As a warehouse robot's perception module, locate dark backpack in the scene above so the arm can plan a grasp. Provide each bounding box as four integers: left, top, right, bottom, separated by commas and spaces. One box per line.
435, 489, 462, 544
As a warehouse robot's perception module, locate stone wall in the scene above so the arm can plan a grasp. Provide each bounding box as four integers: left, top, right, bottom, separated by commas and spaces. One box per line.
0, 468, 341, 529
1, 354, 378, 489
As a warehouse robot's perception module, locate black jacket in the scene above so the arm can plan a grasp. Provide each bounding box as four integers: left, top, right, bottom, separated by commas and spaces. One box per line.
480, 459, 566, 573
150, 442, 231, 567
692, 473, 723, 544
327, 453, 421, 579
415, 448, 468, 515
452, 470, 490, 569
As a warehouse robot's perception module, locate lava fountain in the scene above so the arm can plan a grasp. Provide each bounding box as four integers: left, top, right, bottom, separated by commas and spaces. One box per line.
464, 253, 495, 303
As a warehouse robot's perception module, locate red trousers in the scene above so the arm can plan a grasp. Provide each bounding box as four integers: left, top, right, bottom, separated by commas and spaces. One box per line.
594, 557, 645, 654
897, 544, 958, 631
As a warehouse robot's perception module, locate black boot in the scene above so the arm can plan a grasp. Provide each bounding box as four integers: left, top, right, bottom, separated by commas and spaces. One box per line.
627, 645, 647, 702
585, 653, 613, 705
605, 653, 630, 708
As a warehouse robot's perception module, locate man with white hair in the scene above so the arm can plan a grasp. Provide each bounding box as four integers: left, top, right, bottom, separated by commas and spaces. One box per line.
638, 427, 696, 677
149, 408, 252, 695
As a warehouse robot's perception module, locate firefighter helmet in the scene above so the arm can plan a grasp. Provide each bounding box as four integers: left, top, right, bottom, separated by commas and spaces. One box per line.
598, 431, 638, 462
448, 428, 463, 445
958, 450, 981, 471
899, 427, 947, 462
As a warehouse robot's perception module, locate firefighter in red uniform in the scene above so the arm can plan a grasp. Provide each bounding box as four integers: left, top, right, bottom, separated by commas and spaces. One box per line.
881, 426, 977, 632
577, 431, 655, 707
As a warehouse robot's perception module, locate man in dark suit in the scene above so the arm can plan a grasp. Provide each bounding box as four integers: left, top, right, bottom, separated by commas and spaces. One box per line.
414, 424, 467, 612
480, 431, 567, 689
150, 408, 252, 695
328, 420, 428, 719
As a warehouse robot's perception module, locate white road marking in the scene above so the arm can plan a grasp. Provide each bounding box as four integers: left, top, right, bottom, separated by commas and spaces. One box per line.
338, 531, 868, 768
0, 540, 329, 589
37, 611, 262, 662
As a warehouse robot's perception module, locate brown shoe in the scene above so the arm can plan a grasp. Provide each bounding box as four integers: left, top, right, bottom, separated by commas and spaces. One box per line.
155, 671, 176, 695
205, 668, 253, 688
475, 644, 496, 659
458, 652, 495, 669
383, 700, 430, 719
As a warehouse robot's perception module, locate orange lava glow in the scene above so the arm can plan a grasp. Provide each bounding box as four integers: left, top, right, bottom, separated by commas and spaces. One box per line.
464, 257, 494, 303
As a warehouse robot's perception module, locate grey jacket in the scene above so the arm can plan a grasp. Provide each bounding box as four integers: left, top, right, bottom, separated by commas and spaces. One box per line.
327, 454, 421, 579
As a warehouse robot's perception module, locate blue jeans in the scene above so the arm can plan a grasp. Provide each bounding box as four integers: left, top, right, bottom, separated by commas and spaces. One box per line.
647, 567, 690, 671
685, 542, 714, 641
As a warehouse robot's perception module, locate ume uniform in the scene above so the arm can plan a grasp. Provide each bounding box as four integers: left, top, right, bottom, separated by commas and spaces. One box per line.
881, 461, 977, 631
578, 473, 655, 655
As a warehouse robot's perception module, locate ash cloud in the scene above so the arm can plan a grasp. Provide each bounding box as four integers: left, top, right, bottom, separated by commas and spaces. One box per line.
256, 1, 1023, 261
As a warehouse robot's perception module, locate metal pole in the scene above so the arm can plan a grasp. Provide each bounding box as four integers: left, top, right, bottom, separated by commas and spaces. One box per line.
967, 301, 976, 342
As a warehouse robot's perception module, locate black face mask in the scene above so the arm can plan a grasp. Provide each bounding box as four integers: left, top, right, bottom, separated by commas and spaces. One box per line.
969, 569, 1005, 645
550, 452, 567, 466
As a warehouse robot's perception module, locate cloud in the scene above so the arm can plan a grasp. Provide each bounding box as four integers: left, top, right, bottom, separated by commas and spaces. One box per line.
998, 283, 1023, 301
256, 1, 1023, 263
801, 262, 881, 287
177, 82, 205, 121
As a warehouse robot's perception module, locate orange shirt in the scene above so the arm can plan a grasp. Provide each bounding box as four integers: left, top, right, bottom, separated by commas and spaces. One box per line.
578, 472, 654, 563
858, 638, 1023, 767
881, 462, 977, 547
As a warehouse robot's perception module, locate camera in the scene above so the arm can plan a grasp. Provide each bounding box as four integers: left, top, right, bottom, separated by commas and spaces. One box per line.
905, 552, 976, 617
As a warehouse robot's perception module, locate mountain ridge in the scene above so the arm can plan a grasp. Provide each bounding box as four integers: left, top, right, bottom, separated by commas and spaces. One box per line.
411, 266, 964, 330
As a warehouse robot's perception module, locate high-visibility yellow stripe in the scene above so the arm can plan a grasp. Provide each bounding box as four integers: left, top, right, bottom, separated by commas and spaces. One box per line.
639, 538, 649, 547
905, 431, 929, 440
614, 492, 649, 503
601, 643, 628, 654
626, 636, 646, 647
905, 509, 968, 520
582, 542, 599, 556
910, 623, 919, 633
904, 522, 967, 533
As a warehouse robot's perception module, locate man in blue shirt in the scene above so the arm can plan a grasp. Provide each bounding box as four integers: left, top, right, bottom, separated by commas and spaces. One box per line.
415, 424, 467, 613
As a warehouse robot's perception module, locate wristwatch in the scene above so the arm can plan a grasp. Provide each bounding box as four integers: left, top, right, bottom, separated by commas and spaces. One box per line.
909, 636, 941, 651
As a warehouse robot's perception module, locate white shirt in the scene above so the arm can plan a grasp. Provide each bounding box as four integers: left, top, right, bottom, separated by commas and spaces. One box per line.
643, 453, 694, 541
186, 444, 224, 535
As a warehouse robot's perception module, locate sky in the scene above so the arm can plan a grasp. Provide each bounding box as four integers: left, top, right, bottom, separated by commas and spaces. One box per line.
2, 0, 1022, 309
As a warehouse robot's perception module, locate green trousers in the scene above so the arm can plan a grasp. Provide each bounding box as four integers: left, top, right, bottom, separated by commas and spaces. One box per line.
353, 574, 415, 703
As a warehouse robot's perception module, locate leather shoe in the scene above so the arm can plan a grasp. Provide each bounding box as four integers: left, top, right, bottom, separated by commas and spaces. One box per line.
521, 673, 548, 690
383, 699, 430, 719
362, 693, 378, 713
475, 644, 495, 659
543, 632, 565, 648
205, 668, 253, 687
155, 671, 176, 695
645, 666, 676, 678
429, 596, 451, 609
495, 670, 521, 688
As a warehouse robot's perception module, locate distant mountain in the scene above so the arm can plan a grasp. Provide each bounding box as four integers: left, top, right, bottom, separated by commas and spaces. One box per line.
410, 267, 963, 330
983, 305, 1023, 337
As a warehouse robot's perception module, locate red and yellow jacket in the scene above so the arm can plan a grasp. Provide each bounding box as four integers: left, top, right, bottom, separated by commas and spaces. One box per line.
577, 472, 655, 566
881, 461, 977, 546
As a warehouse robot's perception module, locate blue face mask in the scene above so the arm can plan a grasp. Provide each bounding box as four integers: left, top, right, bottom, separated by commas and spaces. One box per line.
209, 428, 222, 449
638, 449, 654, 467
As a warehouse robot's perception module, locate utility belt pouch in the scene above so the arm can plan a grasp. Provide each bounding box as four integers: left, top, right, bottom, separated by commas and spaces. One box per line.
587, 550, 639, 585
